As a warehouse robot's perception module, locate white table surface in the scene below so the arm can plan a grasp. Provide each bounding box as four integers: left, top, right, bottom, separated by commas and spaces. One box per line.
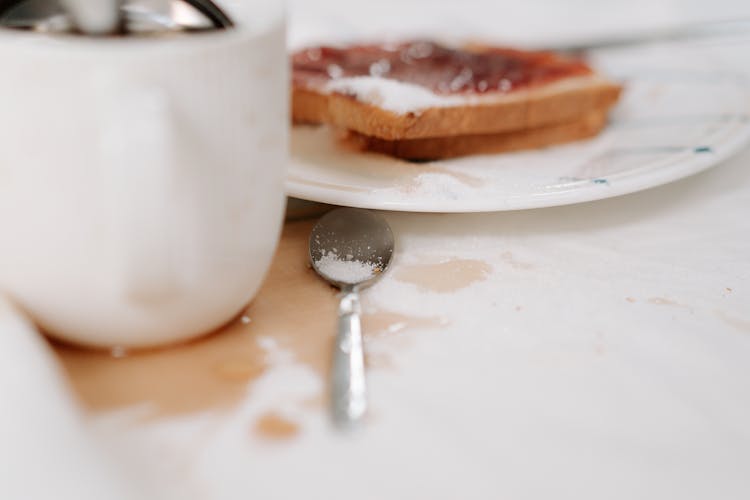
4, 1, 750, 499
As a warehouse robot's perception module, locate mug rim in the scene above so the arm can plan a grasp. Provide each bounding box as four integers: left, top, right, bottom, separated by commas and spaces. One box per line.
0, 1, 284, 54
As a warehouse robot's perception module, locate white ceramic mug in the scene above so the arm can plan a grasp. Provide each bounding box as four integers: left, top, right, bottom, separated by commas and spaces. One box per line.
0, 2, 287, 348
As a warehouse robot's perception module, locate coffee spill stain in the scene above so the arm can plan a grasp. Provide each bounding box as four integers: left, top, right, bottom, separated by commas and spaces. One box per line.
715, 310, 750, 333
363, 311, 448, 371
648, 297, 681, 307
362, 310, 446, 335
647, 297, 696, 314
395, 258, 491, 293
365, 351, 397, 370
53, 221, 448, 421
254, 412, 300, 441
54, 220, 338, 419
500, 251, 535, 270
300, 394, 325, 410
54, 327, 268, 418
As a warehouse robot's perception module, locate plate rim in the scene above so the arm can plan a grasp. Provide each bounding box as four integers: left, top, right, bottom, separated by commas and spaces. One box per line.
285, 53, 750, 213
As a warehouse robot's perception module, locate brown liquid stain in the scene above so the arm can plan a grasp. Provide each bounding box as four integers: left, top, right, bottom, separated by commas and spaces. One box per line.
54, 327, 268, 418
647, 297, 695, 313
54, 220, 339, 419
254, 412, 300, 441
361, 311, 447, 370
395, 258, 491, 293
300, 394, 325, 410
500, 251, 535, 270
648, 297, 680, 307
53, 222, 447, 421
362, 310, 446, 335
715, 310, 750, 333
365, 351, 397, 370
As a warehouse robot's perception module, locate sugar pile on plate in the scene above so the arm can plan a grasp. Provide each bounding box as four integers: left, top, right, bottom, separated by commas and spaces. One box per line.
314, 250, 379, 285
323, 76, 467, 115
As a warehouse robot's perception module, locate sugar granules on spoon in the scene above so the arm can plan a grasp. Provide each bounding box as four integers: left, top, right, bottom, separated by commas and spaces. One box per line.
314, 250, 380, 285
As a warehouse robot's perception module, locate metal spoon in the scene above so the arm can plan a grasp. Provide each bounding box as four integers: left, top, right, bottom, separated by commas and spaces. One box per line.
309, 208, 394, 429
0, 0, 233, 34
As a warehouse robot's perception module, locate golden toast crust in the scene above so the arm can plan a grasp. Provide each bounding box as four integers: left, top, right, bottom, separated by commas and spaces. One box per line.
293, 78, 621, 141
346, 111, 609, 160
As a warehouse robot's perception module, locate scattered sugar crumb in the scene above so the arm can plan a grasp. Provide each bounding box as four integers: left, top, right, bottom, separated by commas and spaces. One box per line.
323, 76, 466, 114
257, 336, 278, 351
314, 250, 379, 285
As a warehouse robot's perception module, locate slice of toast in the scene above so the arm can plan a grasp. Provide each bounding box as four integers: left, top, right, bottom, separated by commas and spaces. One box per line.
345, 110, 608, 160
292, 41, 622, 141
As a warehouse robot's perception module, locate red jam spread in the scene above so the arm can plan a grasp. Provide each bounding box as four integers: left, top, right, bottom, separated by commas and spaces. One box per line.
292, 40, 592, 95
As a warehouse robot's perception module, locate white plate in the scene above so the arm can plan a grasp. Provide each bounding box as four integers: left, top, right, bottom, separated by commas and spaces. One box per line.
286, 46, 750, 212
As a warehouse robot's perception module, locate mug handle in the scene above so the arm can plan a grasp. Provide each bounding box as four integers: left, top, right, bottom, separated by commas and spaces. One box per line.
100, 79, 180, 305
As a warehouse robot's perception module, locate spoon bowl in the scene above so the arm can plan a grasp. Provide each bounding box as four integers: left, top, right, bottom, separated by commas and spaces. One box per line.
310, 208, 394, 289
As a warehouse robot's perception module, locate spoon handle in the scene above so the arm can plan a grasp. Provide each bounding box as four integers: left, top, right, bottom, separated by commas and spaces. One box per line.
332, 287, 367, 428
